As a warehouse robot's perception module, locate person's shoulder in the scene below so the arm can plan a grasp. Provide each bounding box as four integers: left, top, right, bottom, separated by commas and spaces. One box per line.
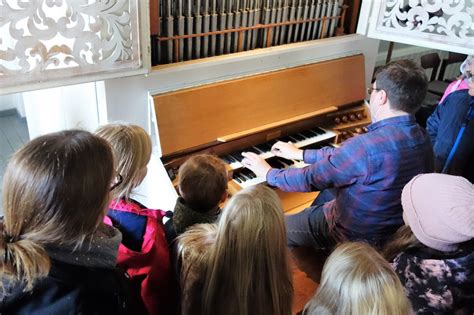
53, 262, 135, 314
441, 89, 470, 106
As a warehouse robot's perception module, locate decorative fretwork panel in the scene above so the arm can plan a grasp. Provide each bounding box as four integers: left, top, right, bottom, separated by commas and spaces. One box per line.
366, 0, 473, 54
0, 0, 148, 95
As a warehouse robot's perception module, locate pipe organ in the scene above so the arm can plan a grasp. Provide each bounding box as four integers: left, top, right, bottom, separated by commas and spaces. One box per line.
152, 54, 371, 213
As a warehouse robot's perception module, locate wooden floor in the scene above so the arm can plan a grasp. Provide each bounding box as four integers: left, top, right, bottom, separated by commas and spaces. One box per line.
0, 113, 29, 215
291, 247, 327, 314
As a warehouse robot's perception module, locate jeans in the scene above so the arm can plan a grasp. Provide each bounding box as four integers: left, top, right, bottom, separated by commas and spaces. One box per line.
285, 204, 338, 251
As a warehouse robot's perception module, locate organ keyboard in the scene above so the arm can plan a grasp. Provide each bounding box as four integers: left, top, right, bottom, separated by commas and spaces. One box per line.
224, 127, 337, 187
152, 54, 370, 212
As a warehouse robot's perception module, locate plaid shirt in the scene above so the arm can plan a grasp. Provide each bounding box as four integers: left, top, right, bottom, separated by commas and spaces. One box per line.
267, 115, 434, 243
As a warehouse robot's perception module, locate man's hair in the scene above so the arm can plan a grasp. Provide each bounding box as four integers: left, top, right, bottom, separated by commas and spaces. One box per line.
305, 242, 412, 315
375, 60, 428, 114
178, 154, 227, 211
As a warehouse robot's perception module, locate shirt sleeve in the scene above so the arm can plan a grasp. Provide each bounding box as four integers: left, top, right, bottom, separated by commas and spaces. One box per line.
267, 137, 368, 192
426, 98, 446, 144
303, 146, 337, 164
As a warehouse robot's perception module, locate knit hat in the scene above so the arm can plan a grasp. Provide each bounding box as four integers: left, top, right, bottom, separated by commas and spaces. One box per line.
401, 173, 474, 252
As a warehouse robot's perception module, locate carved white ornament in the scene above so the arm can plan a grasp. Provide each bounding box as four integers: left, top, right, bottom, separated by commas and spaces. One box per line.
370, 0, 473, 53
0, 0, 146, 93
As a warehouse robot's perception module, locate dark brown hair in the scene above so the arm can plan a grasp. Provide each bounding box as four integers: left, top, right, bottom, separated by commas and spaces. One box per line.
178, 154, 227, 211
0, 130, 114, 289
375, 60, 428, 114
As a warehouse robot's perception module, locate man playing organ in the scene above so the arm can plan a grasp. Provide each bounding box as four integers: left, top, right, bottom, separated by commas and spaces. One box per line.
242, 60, 434, 251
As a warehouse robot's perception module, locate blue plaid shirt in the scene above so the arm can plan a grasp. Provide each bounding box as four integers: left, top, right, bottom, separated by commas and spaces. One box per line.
267, 115, 434, 243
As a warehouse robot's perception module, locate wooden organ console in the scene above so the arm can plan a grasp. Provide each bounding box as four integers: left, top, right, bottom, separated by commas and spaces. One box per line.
152, 54, 370, 213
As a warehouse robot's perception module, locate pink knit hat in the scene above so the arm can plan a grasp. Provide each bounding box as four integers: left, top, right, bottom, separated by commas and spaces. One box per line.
401, 173, 474, 252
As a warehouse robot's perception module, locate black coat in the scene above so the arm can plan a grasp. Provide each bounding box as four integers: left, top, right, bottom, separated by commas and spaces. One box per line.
0, 259, 140, 315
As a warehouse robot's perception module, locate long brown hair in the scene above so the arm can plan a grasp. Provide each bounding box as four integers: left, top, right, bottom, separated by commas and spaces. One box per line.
200, 185, 293, 315
0, 130, 114, 290
305, 242, 412, 315
383, 225, 422, 261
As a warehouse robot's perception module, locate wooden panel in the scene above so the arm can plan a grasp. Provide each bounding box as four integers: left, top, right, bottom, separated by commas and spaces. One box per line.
149, 0, 160, 36
277, 190, 319, 215
153, 55, 366, 156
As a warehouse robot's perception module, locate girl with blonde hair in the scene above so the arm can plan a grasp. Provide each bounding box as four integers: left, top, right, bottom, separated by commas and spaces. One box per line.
178, 185, 293, 315
305, 242, 412, 315
0, 130, 136, 314
96, 123, 172, 314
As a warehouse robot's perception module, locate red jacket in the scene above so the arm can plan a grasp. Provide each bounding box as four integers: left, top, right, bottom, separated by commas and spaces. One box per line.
105, 199, 173, 315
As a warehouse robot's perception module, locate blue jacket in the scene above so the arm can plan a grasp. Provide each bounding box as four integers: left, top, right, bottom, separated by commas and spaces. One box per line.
426, 90, 474, 182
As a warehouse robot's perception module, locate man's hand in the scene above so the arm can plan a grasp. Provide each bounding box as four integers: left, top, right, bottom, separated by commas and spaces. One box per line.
241, 152, 272, 178
271, 141, 304, 160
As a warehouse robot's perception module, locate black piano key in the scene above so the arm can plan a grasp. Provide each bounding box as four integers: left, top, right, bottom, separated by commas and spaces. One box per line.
255, 143, 267, 152
312, 127, 327, 135
239, 171, 252, 181
277, 157, 295, 166
243, 169, 256, 179
280, 136, 292, 143
267, 158, 285, 169
262, 142, 274, 151
300, 130, 316, 138
222, 155, 234, 164
233, 174, 243, 183
230, 152, 243, 162
291, 133, 305, 141
308, 128, 321, 135
304, 143, 323, 150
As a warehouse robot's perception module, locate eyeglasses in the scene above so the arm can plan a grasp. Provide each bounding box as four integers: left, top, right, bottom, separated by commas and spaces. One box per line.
466, 71, 473, 83
110, 174, 123, 191
367, 86, 381, 95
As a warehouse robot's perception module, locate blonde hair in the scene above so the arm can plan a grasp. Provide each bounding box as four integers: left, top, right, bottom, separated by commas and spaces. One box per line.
95, 123, 152, 200
194, 185, 293, 315
177, 223, 218, 315
0, 130, 114, 290
305, 242, 412, 315
178, 154, 227, 211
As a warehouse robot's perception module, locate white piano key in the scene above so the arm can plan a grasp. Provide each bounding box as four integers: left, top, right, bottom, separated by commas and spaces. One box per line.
225, 127, 336, 170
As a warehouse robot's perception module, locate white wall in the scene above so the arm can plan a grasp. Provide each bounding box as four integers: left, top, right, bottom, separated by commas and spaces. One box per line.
23, 82, 103, 139
0, 93, 25, 117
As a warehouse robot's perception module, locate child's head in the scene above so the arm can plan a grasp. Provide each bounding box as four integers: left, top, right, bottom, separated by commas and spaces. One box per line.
401, 173, 474, 252
95, 123, 152, 200
1, 130, 114, 289
202, 185, 293, 315
306, 242, 411, 315
178, 154, 227, 211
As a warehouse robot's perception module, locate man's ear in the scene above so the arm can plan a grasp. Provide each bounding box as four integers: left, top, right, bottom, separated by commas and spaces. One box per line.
379, 89, 389, 106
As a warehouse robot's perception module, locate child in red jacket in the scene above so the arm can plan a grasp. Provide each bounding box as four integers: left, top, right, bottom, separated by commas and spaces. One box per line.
96, 123, 173, 315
